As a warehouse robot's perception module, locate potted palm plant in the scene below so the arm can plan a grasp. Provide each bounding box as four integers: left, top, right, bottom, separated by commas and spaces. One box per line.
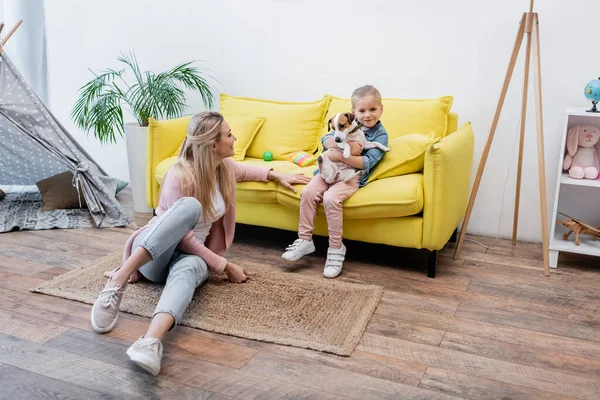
71, 51, 215, 212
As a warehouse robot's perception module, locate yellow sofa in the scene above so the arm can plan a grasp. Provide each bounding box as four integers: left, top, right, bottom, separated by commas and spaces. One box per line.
146, 94, 475, 277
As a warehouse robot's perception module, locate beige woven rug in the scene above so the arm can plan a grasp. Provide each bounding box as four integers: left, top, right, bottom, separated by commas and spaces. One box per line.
31, 251, 383, 356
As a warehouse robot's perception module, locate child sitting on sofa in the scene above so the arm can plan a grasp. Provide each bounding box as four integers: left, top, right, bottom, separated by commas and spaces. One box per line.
282, 84, 389, 278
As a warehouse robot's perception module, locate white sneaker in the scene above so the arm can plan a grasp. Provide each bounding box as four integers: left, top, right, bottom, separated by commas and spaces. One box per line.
282, 238, 315, 261
126, 336, 163, 376
323, 244, 346, 278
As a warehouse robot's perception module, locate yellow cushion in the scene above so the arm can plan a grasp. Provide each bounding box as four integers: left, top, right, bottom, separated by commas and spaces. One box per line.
297, 165, 319, 177
237, 158, 303, 174
229, 115, 266, 160
323, 94, 453, 141
155, 156, 177, 185
236, 180, 279, 204
235, 158, 303, 203
219, 94, 330, 160
368, 132, 440, 182
276, 173, 424, 219
148, 116, 192, 160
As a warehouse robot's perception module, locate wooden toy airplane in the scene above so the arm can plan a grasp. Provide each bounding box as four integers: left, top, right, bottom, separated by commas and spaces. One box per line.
558, 212, 600, 246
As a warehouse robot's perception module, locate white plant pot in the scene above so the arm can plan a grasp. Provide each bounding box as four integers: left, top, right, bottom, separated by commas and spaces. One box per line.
125, 123, 153, 213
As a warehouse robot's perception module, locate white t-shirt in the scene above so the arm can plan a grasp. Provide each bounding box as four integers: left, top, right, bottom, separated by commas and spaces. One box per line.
192, 186, 226, 244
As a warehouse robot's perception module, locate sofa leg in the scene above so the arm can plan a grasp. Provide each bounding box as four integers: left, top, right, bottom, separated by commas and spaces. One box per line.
449, 228, 458, 243
428, 250, 437, 278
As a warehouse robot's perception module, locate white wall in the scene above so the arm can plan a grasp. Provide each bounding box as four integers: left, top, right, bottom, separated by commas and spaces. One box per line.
42, 0, 600, 242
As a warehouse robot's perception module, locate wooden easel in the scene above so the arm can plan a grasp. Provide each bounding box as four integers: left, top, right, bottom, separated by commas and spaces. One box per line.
453, 0, 551, 276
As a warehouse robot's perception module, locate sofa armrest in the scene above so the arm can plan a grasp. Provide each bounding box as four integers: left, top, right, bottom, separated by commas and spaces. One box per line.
422, 122, 474, 250
146, 117, 189, 209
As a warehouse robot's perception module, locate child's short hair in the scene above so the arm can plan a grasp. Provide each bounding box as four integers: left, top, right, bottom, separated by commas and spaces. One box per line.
351, 85, 382, 109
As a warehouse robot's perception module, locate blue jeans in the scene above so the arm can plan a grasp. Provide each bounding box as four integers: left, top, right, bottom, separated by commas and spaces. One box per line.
131, 197, 209, 326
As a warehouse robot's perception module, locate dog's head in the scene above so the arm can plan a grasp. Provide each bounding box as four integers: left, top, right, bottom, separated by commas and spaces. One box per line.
327, 112, 362, 144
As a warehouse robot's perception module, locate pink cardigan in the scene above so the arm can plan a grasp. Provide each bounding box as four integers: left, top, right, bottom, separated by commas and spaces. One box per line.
123, 158, 271, 273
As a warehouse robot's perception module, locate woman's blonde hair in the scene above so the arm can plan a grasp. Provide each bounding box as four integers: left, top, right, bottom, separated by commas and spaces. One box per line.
170, 111, 234, 222
351, 85, 382, 109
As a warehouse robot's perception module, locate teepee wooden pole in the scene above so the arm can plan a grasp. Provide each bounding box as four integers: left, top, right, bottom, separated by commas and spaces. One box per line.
0, 23, 5, 36
1, 19, 23, 46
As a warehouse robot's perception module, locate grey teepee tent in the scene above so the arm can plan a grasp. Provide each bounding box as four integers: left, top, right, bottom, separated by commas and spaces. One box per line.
0, 46, 131, 229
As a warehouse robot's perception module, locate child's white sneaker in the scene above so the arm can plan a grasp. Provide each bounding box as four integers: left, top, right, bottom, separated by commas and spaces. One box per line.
126, 336, 163, 376
323, 244, 346, 278
282, 238, 315, 261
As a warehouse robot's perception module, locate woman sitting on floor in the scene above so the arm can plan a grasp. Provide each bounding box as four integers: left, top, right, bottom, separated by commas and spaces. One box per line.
90, 111, 310, 376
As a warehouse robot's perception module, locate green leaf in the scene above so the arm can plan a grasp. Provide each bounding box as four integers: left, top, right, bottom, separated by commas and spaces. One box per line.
71, 50, 216, 143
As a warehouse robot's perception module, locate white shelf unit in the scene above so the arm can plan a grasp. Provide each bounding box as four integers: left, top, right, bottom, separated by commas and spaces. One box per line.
549, 107, 600, 268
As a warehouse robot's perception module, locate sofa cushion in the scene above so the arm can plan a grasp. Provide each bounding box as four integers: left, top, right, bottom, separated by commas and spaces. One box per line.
156, 156, 176, 185
35, 171, 124, 211
322, 94, 453, 144
368, 132, 440, 182
236, 180, 280, 203
297, 165, 319, 177
148, 116, 191, 160
236, 158, 303, 174
229, 116, 266, 160
219, 94, 330, 160
36, 171, 87, 211
235, 158, 304, 203
276, 173, 424, 219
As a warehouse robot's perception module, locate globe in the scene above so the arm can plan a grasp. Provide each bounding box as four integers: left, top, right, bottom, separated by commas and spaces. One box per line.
584, 77, 600, 112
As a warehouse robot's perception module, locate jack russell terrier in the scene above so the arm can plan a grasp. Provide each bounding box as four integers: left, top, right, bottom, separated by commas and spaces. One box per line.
317, 112, 390, 184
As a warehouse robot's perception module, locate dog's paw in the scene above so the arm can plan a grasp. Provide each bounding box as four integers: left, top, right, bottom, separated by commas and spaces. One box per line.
381, 146, 391, 152
343, 148, 351, 159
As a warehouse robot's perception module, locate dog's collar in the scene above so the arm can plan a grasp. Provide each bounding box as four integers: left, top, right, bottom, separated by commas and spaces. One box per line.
349, 122, 363, 134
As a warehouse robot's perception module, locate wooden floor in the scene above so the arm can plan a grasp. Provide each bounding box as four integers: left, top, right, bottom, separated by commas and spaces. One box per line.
0, 190, 599, 399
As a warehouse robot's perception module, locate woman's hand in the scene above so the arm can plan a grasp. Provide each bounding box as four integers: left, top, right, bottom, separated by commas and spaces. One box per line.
224, 261, 249, 283
349, 142, 363, 156
103, 268, 142, 284
268, 170, 311, 193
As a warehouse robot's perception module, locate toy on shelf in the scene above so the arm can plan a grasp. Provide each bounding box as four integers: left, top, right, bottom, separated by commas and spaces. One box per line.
562, 125, 600, 179
557, 212, 600, 246
584, 77, 600, 113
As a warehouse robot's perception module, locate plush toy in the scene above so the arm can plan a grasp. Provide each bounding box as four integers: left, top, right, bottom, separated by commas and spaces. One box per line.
563, 125, 600, 179
288, 151, 316, 167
